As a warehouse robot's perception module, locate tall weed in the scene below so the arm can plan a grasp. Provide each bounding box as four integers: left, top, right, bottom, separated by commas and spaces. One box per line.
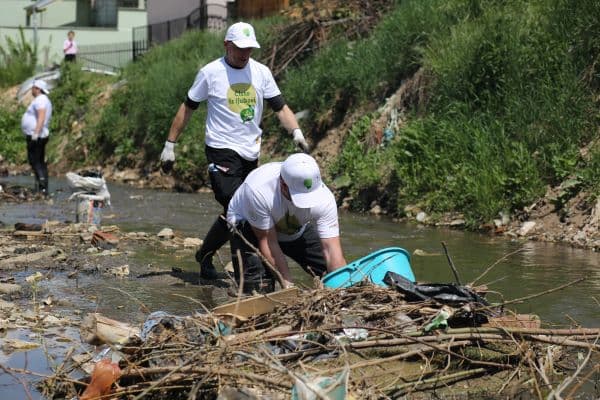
0, 28, 36, 88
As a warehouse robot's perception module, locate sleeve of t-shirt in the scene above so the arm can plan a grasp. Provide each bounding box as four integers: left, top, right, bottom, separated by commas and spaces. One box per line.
187, 69, 209, 102
313, 191, 340, 238
244, 188, 274, 231
261, 65, 281, 100
33, 96, 49, 112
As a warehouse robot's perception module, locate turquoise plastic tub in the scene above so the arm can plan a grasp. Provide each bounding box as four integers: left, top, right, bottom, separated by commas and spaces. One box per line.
322, 247, 415, 288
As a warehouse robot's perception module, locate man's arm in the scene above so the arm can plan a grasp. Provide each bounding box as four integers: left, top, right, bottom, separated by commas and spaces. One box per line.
33, 107, 47, 140
275, 105, 309, 152
160, 103, 195, 170
251, 226, 294, 287
167, 103, 195, 142
274, 104, 299, 132
320, 236, 347, 273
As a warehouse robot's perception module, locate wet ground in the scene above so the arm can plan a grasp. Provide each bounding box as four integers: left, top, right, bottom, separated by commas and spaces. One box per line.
1, 175, 599, 398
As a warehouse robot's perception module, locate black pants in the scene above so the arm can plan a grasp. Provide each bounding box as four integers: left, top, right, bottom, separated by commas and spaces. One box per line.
195, 146, 259, 267
230, 221, 328, 293
205, 146, 258, 212
26, 136, 49, 191
64, 54, 76, 62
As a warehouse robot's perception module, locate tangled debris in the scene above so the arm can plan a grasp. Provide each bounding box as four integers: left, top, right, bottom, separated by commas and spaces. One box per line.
38, 282, 600, 399
264, 0, 396, 78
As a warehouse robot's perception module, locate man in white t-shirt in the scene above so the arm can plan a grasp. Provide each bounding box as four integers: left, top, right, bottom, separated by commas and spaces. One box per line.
159, 22, 310, 280
227, 153, 347, 293
20, 79, 53, 195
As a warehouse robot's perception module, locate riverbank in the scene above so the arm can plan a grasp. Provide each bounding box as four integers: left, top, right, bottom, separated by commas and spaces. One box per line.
1, 201, 598, 399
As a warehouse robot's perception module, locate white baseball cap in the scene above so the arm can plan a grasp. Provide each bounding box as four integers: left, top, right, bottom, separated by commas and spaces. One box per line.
32, 79, 50, 94
225, 22, 260, 49
281, 153, 327, 208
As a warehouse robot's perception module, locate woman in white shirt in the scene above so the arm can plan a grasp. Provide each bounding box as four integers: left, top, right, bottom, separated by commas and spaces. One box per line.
21, 79, 52, 195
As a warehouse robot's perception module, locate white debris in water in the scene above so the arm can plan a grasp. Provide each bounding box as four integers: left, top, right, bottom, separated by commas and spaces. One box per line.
518, 221, 536, 236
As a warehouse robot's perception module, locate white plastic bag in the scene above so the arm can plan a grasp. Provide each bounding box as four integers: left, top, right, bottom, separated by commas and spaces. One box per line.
66, 172, 111, 205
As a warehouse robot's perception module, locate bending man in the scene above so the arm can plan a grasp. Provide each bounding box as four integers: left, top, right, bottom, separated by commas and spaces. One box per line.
227, 153, 347, 293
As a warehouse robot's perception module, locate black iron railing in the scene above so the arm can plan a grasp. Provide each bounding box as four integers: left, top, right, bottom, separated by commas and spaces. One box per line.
132, 2, 227, 61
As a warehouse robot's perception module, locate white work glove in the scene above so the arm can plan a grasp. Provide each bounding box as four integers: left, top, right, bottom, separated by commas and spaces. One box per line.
292, 128, 309, 153
160, 140, 175, 173
31, 133, 39, 142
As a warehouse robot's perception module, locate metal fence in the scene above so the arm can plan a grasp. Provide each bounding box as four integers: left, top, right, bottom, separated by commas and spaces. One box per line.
78, 41, 134, 73
132, 2, 227, 61
76, 2, 227, 72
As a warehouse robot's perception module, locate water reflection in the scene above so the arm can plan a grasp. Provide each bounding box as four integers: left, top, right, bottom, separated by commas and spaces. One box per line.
1, 176, 599, 328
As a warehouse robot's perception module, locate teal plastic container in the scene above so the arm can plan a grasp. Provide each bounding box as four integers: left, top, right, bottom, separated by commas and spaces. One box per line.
322, 247, 415, 288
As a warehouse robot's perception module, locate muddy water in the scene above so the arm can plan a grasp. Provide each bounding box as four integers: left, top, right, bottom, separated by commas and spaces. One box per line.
1, 176, 599, 398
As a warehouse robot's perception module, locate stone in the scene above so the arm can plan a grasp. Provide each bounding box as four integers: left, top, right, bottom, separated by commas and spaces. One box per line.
157, 228, 174, 239
183, 237, 203, 248
518, 221, 537, 236
91, 231, 119, 250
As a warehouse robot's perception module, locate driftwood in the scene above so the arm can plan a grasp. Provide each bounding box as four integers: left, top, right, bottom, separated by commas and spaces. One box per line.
80, 313, 140, 346
0, 248, 60, 269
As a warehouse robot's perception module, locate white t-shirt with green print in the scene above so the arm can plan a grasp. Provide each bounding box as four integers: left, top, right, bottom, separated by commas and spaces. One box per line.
187, 57, 281, 161
227, 162, 340, 242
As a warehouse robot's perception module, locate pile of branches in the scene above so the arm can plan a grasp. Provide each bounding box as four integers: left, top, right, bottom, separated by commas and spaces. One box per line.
263, 0, 397, 78
40, 284, 600, 399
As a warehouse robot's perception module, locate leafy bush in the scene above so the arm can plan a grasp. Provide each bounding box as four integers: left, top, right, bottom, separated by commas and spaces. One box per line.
0, 28, 36, 88
0, 105, 26, 163
330, 0, 598, 225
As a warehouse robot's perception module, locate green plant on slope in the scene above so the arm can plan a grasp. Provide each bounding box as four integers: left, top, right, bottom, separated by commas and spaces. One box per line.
0, 27, 36, 88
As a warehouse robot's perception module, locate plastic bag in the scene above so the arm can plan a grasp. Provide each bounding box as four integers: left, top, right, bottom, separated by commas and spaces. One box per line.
66, 171, 111, 205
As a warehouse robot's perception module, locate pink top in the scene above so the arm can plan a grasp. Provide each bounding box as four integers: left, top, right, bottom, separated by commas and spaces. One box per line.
63, 39, 78, 55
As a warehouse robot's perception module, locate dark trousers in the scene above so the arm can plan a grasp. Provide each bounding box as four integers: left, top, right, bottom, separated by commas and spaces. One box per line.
26, 136, 49, 191
230, 221, 328, 293
205, 145, 258, 212
195, 146, 258, 266
64, 54, 76, 62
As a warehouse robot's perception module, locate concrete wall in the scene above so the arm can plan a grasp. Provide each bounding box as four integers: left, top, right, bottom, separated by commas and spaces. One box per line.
146, 0, 229, 25
0, 0, 77, 27
0, 9, 147, 68
146, 0, 199, 25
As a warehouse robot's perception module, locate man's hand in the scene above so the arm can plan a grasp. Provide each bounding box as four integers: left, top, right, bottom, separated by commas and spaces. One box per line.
160, 140, 176, 173
292, 128, 309, 153
31, 134, 39, 142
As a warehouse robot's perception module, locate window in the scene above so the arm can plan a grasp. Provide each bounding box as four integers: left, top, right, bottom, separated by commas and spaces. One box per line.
118, 0, 140, 8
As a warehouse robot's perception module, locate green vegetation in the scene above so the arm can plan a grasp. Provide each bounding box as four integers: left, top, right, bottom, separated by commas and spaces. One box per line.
289, 0, 599, 224
0, 106, 26, 163
0, 28, 36, 88
0, 0, 598, 227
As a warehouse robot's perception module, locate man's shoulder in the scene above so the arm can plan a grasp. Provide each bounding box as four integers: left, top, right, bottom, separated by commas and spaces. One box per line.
201, 57, 226, 73
33, 95, 51, 106
248, 58, 273, 74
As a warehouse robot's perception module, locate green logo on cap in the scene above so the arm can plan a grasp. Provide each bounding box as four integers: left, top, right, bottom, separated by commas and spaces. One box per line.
243, 28, 251, 37
303, 178, 312, 189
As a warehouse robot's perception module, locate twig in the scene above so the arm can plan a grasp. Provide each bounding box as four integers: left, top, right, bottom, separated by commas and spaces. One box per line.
107, 286, 150, 313
441, 241, 462, 285
470, 247, 524, 286
388, 367, 488, 395
0, 363, 34, 400
497, 278, 585, 306
220, 215, 286, 288
548, 335, 599, 399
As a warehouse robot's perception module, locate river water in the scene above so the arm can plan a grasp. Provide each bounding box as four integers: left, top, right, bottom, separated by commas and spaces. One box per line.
1, 176, 599, 398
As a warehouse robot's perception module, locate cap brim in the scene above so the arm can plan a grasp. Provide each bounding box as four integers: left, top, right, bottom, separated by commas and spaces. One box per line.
289, 184, 327, 208
232, 38, 260, 49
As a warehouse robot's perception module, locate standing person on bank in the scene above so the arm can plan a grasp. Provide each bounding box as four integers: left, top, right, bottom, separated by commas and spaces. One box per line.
21, 80, 52, 195
159, 22, 309, 280
63, 30, 77, 62
227, 153, 347, 293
